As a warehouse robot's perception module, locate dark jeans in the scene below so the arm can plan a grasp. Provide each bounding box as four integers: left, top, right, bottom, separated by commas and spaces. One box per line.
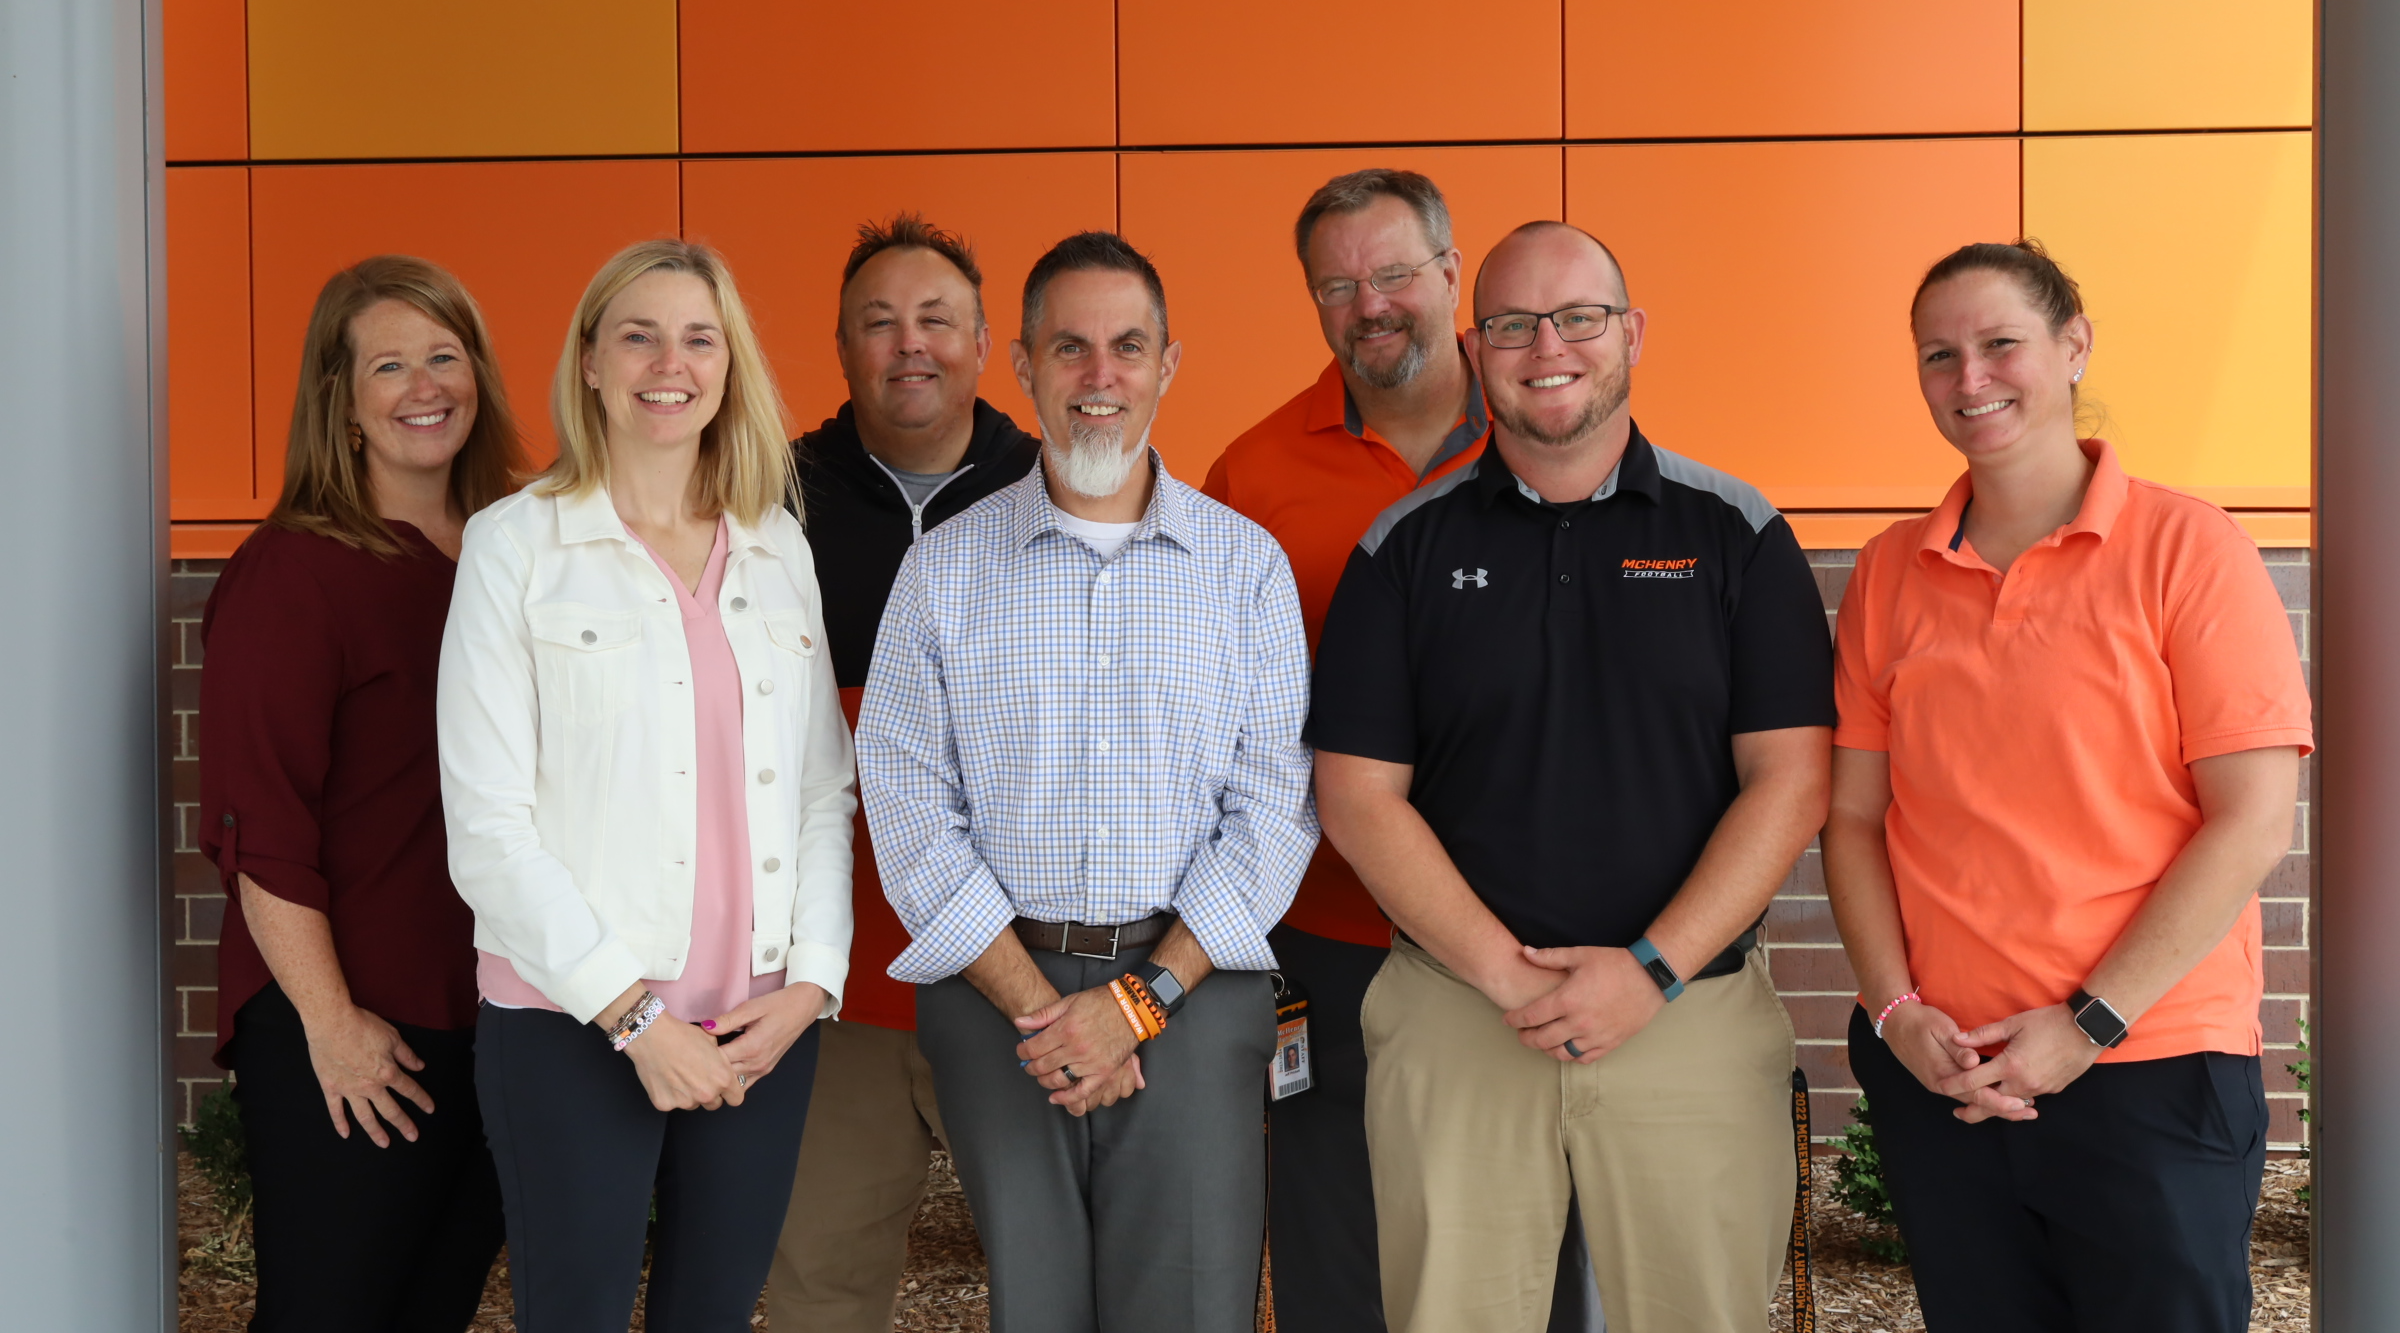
916, 941, 1276, 1333
229, 982, 503, 1333
475, 1002, 819, 1333
1849, 1004, 2265, 1333
1266, 925, 1604, 1333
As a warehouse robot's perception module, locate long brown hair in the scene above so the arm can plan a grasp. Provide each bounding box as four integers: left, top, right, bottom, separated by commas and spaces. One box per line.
539, 239, 793, 527
266, 255, 524, 555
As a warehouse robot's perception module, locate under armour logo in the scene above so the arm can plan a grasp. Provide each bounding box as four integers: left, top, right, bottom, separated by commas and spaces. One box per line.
1452, 568, 1489, 589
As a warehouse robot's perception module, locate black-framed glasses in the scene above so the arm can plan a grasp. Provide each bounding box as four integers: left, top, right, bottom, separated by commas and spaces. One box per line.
1310, 253, 1445, 307
1479, 305, 1629, 349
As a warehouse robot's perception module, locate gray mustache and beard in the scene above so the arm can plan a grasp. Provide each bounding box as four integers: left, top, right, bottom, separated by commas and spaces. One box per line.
1045, 399, 1151, 498
1492, 356, 1631, 448
1344, 310, 1439, 390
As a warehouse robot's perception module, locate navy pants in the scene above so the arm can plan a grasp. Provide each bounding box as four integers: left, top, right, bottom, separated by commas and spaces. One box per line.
476, 1003, 819, 1333
1849, 1004, 2265, 1333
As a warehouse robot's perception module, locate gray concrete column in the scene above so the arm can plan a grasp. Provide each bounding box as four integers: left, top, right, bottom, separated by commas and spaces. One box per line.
2317, 0, 2400, 1326
0, 0, 173, 1327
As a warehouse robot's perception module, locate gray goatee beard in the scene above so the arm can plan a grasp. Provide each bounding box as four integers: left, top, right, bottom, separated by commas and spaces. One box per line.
1493, 361, 1630, 448
1046, 408, 1151, 499
1345, 313, 1436, 391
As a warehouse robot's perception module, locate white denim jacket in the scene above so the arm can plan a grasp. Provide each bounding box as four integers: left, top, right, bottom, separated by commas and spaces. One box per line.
437, 483, 855, 1023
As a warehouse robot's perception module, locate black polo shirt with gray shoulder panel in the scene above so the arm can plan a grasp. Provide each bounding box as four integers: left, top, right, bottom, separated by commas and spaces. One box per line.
1308, 424, 1836, 951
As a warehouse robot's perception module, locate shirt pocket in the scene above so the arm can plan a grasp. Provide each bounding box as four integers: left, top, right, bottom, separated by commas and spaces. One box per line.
764, 609, 820, 660
526, 603, 643, 725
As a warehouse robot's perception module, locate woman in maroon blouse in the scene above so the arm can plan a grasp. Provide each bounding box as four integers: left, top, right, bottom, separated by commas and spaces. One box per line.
200, 255, 524, 1331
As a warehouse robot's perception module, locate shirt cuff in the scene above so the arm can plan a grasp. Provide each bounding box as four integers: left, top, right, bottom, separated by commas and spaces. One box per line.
1170, 877, 1281, 975
547, 937, 652, 1026
2183, 724, 2316, 764
885, 865, 1018, 985
1832, 723, 1890, 752
223, 851, 331, 914
782, 939, 850, 1021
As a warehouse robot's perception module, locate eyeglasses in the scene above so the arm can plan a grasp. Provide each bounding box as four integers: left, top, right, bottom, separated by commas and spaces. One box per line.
1310, 254, 1445, 308
1479, 305, 1629, 349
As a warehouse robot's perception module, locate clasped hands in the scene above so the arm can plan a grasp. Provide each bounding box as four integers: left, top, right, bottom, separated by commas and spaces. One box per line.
618, 981, 827, 1113
1881, 999, 2102, 1123
1493, 944, 1668, 1065
1014, 986, 1147, 1117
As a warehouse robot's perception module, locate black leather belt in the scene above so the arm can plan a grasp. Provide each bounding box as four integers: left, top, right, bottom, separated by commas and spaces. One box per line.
1392, 925, 1759, 979
1013, 912, 1172, 960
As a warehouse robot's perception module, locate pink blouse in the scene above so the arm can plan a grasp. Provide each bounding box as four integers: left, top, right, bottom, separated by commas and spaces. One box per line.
478, 518, 787, 1021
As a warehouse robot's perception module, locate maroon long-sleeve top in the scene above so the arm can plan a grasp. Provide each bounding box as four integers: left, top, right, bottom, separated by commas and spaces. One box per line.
199, 522, 481, 1065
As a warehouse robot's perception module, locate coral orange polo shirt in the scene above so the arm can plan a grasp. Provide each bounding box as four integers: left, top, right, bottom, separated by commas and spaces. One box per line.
1832, 440, 2312, 1062
1204, 354, 1486, 946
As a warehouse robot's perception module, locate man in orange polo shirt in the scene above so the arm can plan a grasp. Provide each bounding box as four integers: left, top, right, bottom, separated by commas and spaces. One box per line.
1205, 170, 1599, 1332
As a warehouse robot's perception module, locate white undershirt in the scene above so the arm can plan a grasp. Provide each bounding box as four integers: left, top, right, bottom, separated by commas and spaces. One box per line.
1056, 512, 1141, 561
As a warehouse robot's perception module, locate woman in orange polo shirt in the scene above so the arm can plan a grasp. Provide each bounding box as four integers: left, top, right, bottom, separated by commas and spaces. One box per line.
1824, 240, 2310, 1333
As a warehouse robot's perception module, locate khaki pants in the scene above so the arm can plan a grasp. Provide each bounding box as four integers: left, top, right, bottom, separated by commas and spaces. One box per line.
1362, 937, 1794, 1333
767, 1020, 947, 1332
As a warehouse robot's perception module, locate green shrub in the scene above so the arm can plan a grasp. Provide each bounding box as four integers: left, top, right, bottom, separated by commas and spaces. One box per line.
2289, 1019, 2312, 1210
1831, 1096, 1908, 1263
180, 1081, 252, 1218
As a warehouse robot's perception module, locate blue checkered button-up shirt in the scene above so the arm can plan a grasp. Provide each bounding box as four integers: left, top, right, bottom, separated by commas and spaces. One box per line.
858, 455, 1318, 984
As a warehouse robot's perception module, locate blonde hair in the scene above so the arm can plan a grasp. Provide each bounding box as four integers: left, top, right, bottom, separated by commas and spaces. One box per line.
265, 255, 524, 555
541, 239, 794, 526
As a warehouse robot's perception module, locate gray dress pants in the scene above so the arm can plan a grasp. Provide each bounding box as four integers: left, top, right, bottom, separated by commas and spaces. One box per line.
915, 942, 1275, 1333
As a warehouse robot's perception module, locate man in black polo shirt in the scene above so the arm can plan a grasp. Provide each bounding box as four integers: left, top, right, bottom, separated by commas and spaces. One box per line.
768, 214, 1041, 1333
1312, 221, 1833, 1333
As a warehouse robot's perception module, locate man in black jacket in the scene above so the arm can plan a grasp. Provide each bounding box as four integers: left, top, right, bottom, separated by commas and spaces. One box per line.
768, 214, 1040, 1333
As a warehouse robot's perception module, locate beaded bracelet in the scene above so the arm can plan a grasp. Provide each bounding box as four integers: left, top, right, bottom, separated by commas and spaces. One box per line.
609, 991, 667, 1052
1107, 976, 1168, 1042
1871, 990, 1921, 1040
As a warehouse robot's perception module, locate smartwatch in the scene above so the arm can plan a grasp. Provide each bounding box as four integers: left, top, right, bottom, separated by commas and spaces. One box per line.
1135, 961, 1188, 1016
1627, 937, 1684, 1002
2068, 988, 2130, 1049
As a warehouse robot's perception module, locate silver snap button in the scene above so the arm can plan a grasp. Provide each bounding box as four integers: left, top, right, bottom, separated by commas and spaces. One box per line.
763, 946, 780, 962
730, 596, 748, 612
757, 678, 775, 694
763, 857, 781, 873
580, 629, 597, 645
758, 768, 775, 784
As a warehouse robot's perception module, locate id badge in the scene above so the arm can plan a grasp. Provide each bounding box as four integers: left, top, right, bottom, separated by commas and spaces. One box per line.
1268, 971, 1314, 1100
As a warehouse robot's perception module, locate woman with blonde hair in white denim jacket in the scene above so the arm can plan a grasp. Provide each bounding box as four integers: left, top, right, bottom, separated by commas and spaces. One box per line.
437, 238, 853, 1330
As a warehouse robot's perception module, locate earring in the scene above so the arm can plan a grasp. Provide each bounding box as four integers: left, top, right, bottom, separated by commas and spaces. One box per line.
348, 420, 364, 452
2071, 368, 2084, 384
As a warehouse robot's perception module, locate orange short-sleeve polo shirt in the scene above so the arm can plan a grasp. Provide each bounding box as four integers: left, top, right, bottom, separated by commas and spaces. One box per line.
1833, 440, 2312, 1062
1204, 355, 1485, 946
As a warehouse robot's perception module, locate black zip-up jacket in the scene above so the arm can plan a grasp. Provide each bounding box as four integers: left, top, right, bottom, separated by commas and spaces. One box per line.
792, 399, 1043, 689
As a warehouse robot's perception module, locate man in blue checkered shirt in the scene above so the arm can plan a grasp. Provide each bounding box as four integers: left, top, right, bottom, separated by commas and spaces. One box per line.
856, 231, 1316, 1333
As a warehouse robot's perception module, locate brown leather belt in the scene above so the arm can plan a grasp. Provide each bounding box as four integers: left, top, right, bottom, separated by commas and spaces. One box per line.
1392, 925, 1759, 980
1012, 912, 1173, 961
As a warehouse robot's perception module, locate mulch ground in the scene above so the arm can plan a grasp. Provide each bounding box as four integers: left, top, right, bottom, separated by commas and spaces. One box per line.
180, 1150, 2310, 1331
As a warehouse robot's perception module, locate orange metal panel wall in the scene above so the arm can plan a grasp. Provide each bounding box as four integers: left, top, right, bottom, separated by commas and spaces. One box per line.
683, 155, 1119, 438
246, 0, 677, 160
166, 168, 255, 519
1121, 147, 1563, 481
1118, 0, 1563, 147
247, 161, 682, 499
164, 0, 246, 161
1567, 0, 2019, 138
680, 0, 1115, 154
1567, 139, 2022, 508
162, 0, 2319, 553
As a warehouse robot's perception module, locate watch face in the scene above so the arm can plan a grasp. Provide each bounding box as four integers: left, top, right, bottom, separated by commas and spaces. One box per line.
2075, 998, 2130, 1049
1642, 957, 1678, 992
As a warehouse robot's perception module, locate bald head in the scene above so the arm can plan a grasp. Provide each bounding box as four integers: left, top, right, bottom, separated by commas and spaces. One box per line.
1472, 221, 1628, 321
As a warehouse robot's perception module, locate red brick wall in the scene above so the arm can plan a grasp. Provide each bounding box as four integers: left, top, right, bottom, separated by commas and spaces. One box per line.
167, 548, 2317, 1151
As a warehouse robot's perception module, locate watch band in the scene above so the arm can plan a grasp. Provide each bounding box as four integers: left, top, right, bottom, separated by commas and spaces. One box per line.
1135, 961, 1188, 1015
2068, 988, 2130, 1049
1628, 937, 1684, 1002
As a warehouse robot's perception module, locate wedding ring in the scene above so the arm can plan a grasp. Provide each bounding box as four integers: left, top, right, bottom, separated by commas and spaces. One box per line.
1563, 1039, 1586, 1059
